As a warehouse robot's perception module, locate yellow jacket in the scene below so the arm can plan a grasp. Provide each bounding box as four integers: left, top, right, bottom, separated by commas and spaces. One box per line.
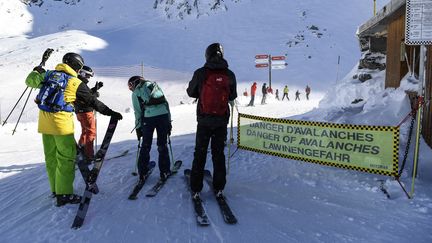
25, 64, 81, 135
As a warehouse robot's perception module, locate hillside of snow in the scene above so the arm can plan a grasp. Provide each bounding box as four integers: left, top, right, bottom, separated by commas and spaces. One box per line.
1, 0, 385, 121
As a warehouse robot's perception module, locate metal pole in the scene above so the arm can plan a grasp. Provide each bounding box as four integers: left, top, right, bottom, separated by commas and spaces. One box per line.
268, 55, 272, 89
132, 137, 141, 176
2, 87, 29, 126
141, 62, 144, 77
373, 0, 376, 16
168, 135, 174, 164
410, 45, 426, 198
12, 88, 33, 135
227, 103, 234, 175
94, 111, 97, 157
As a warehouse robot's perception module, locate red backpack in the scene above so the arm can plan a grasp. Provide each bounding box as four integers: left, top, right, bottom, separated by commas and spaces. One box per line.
199, 69, 230, 116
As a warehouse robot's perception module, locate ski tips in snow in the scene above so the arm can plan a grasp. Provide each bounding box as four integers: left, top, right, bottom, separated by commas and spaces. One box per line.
203, 169, 238, 225
128, 161, 156, 200
145, 160, 182, 197
71, 218, 84, 229
183, 169, 210, 226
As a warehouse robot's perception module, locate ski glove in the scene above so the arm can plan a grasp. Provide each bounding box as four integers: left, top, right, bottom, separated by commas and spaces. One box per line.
136, 129, 143, 140
94, 82, 103, 90
110, 111, 123, 120
33, 66, 46, 74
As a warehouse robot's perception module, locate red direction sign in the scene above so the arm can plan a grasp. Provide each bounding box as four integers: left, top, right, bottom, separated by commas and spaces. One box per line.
255, 63, 269, 68
271, 56, 285, 61
255, 54, 269, 59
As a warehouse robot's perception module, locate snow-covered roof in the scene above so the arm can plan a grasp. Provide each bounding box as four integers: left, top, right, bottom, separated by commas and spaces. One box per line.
357, 0, 406, 38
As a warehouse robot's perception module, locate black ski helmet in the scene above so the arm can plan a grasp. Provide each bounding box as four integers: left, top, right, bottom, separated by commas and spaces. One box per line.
128, 75, 143, 91
79, 65, 94, 78
205, 43, 224, 61
62, 52, 84, 72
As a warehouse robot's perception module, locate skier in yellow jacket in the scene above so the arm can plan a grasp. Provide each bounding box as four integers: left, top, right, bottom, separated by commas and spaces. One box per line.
25, 53, 122, 206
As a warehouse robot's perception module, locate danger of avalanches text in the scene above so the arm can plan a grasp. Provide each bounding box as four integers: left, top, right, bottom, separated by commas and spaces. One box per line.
246, 122, 381, 163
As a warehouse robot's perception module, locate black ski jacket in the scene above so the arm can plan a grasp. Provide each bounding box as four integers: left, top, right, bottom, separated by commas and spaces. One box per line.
187, 57, 237, 127
75, 77, 113, 116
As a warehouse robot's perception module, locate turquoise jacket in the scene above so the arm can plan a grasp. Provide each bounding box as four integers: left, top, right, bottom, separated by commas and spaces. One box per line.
132, 80, 170, 129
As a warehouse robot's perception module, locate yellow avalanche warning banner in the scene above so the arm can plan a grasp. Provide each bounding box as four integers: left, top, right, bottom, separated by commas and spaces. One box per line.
237, 113, 399, 177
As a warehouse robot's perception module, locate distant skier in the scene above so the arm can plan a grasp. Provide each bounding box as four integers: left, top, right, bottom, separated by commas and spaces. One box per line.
261, 83, 267, 104
282, 85, 289, 101
128, 76, 172, 182
25, 53, 122, 207
247, 82, 257, 106
243, 88, 248, 97
295, 90, 301, 101
75, 66, 122, 162
305, 85, 311, 100
275, 89, 280, 100
186, 42, 237, 199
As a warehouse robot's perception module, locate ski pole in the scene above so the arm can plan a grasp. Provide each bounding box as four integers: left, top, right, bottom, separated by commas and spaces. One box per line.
132, 137, 141, 176
12, 88, 33, 135
130, 123, 139, 134
94, 111, 97, 158
7, 48, 54, 132
2, 87, 29, 126
168, 135, 174, 164
227, 102, 234, 175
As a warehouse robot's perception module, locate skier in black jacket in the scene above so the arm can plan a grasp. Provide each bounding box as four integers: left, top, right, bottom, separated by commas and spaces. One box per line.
75, 65, 122, 161
186, 43, 237, 199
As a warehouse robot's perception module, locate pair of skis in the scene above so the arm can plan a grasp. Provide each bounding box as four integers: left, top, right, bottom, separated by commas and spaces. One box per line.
72, 117, 119, 229
184, 169, 237, 226
128, 160, 182, 200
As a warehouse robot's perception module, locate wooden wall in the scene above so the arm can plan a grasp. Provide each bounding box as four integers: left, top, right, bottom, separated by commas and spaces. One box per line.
384, 14, 431, 148
385, 14, 409, 88
423, 46, 432, 148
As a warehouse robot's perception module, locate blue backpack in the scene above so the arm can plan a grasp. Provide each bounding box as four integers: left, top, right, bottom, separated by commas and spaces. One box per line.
35, 71, 74, 113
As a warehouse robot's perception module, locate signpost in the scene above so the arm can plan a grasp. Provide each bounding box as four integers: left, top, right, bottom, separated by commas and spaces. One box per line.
271, 64, 287, 70
255, 63, 269, 68
405, 0, 432, 198
255, 59, 269, 64
254, 54, 287, 88
271, 56, 285, 61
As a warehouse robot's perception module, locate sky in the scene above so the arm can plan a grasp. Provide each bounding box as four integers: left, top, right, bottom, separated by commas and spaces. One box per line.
1, 1, 431, 242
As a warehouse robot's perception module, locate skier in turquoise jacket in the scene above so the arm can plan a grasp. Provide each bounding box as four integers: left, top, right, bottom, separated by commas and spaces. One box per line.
128, 76, 172, 182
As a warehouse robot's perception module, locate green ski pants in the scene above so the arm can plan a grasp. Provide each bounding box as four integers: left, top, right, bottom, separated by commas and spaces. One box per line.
42, 134, 76, 195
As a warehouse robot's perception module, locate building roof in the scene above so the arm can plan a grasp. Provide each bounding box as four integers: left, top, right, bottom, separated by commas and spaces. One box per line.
357, 0, 406, 38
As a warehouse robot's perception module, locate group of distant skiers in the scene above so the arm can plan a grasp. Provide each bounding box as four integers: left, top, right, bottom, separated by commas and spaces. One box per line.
24, 43, 236, 207
246, 82, 311, 106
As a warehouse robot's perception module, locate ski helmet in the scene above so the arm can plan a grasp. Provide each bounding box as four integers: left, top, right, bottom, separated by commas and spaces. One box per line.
128, 76, 143, 91
62, 52, 84, 72
79, 65, 94, 78
205, 43, 224, 61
